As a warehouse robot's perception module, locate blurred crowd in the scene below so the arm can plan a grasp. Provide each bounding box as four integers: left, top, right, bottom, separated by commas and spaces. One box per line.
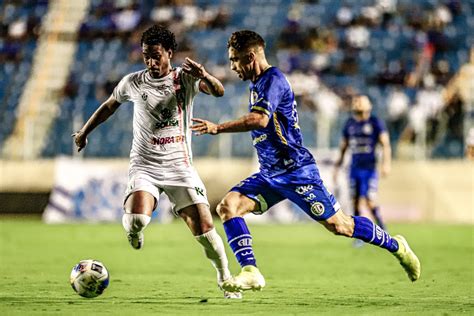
0, 0, 472, 158
274, 0, 472, 158
0, 0, 47, 63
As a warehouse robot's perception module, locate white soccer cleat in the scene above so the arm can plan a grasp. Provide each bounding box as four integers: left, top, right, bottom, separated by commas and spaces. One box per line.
218, 280, 242, 299
223, 290, 243, 299
222, 265, 265, 292
127, 231, 144, 250
392, 235, 421, 282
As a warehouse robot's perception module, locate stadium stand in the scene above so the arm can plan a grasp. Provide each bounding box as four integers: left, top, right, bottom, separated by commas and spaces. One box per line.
0, 0, 472, 159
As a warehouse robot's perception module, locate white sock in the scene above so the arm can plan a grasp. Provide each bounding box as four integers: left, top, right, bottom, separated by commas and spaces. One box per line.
196, 228, 231, 283
122, 213, 151, 234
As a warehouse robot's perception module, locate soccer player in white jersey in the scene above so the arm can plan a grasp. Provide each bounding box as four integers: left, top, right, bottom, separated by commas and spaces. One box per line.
72, 25, 241, 299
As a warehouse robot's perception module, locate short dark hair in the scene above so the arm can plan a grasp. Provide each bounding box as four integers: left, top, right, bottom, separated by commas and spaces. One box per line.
141, 25, 177, 52
227, 30, 265, 51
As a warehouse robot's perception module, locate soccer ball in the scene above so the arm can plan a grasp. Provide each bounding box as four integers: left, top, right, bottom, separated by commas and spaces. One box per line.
70, 259, 109, 298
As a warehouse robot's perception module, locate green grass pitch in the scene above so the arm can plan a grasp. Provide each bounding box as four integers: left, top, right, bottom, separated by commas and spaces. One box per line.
0, 219, 472, 315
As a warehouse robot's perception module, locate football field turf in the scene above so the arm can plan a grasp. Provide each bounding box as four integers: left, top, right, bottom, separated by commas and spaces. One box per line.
0, 218, 472, 315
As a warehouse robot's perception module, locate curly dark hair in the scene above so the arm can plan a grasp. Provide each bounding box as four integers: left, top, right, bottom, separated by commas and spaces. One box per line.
141, 25, 177, 52
227, 30, 265, 51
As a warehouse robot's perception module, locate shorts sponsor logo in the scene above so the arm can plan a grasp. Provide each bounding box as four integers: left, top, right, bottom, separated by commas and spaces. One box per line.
150, 135, 185, 146
296, 185, 313, 195
238, 238, 252, 247
310, 202, 325, 216
195, 187, 205, 196
304, 193, 316, 202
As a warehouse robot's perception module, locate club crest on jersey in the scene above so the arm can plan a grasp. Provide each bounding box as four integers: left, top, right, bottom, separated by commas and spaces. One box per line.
362, 123, 373, 135
141, 93, 148, 101
310, 202, 325, 216
250, 90, 258, 105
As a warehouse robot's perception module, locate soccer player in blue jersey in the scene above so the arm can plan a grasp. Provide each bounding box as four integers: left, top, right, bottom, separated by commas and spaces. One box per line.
191, 30, 420, 292
334, 95, 391, 248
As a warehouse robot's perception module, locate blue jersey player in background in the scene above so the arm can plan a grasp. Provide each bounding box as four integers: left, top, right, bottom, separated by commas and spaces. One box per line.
334, 95, 391, 246
191, 30, 420, 293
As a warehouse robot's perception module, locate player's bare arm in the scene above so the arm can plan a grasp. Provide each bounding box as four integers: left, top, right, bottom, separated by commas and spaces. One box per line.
72, 95, 121, 152
182, 57, 224, 97
191, 111, 269, 135
333, 138, 349, 182
379, 131, 391, 177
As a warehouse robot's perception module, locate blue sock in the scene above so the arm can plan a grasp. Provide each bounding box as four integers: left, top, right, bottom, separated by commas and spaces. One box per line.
371, 206, 386, 230
352, 216, 399, 252
223, 217, 256, 267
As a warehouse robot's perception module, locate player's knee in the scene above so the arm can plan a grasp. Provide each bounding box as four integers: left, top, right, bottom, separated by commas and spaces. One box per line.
200, 220, 215, 234
216, 200, 236, 221
122, 213, 151, 233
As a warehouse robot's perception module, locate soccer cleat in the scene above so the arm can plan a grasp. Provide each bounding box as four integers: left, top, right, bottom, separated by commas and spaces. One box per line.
392, 235, 421, 281
222, 265, 265, 292
223, 290, 243, 299
127, 231, 144, 249
218, 280, 243, 299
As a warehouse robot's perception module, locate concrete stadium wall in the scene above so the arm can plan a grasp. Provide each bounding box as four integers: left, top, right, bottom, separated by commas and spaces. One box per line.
0, 159, 472, 223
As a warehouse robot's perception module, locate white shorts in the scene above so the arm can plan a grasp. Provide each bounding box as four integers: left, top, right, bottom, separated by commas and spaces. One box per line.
124, 169, 209, 216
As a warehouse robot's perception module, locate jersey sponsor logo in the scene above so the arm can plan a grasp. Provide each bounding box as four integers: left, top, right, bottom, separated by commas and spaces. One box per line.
150, 135, 185, 146
295, 185, 313, 195
155, 120, 179, 129
195, 187, 204, 196
154, 108, 179, 129
237, 238, 252, 247
252, 133, 267, 145
141, 93, 148, 101
310, 202, 325, 216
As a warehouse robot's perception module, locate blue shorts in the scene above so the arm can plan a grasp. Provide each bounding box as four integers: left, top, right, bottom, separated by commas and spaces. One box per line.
230, 164, 340, 221
349, 168, 378, 199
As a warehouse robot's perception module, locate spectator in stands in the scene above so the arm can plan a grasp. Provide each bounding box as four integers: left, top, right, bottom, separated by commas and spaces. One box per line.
336, 5, 354, 27
345, 19, 370, 49
208, 5, 230, 29
112, 3, 142, 36
386, 86, 409, 156
277, 20, 305, 49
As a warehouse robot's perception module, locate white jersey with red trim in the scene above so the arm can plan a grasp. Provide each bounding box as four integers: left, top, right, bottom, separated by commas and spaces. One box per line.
113, 67, 200, 183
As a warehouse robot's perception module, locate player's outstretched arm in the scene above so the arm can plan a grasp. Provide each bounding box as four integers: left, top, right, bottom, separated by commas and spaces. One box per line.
182, 57, 224, 97
379, 131, 391, 177
191, 111, 269, 136
72, 95, 121, 152
333, 138, 348, 183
